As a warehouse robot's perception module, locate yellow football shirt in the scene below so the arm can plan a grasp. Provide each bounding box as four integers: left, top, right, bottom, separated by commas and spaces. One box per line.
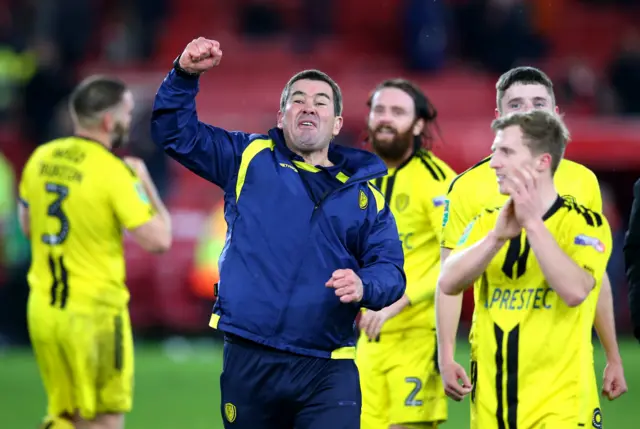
19, 136, 155, 309
441, 156, 602, 249
452, 196, 612, 427
372, 149, 456, 333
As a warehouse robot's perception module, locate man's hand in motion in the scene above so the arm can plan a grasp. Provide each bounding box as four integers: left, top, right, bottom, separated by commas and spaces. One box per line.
359, 308, 391, 340
359, 294, 410, 339
440, 360, 473, 401
178, 37, 223, 74
326, 269, 363, 303
602, 361, 628, 400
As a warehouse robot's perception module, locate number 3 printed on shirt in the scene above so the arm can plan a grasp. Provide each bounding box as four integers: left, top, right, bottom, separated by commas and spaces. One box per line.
42, 182, 70, 245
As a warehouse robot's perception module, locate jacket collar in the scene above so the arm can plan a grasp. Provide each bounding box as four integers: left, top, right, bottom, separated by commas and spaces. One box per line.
267, 128, 387, 182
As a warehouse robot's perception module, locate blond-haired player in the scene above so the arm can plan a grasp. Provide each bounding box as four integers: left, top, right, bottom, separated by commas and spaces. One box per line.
440, 110, 612, 428
436, 67, 627, 413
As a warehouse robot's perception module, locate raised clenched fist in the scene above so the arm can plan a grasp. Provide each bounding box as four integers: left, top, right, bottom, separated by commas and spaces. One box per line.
178, 37, 223, 75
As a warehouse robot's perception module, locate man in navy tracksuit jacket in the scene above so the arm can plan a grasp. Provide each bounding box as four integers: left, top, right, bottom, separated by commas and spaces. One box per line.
151, 38, 406, 428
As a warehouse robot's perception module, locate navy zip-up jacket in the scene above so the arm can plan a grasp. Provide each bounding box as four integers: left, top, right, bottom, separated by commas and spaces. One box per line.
151, 70, 406, 358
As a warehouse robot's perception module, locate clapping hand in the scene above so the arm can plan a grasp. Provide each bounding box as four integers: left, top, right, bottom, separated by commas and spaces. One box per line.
493, 197, 521, 241
506, 166, 546, 229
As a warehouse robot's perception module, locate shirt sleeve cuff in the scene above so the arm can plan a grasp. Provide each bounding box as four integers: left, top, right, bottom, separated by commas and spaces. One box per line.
124, 208, 155, 231
166, 68, 200, 91
360, 279, 370, 304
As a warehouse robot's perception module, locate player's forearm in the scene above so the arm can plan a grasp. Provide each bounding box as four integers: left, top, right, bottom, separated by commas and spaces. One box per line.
151, 70, 198, 137
438, 232, 505, 295
437, 247, 463, 363
142, 178, 172, 234
436, 288, 463, 364
594, 274, 622, 363
384, 294, 410, 319
151, 70, 233, 188
526, 219, 594, 307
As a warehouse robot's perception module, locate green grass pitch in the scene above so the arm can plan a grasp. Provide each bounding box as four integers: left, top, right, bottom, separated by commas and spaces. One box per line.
1, 337, 638, 428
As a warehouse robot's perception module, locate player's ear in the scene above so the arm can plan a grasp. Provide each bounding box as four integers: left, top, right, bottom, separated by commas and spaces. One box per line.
332, 115, 343, 136
412, 118, 425, 137
494, 108, 501, 119
554, 105, 560, 114
276, 110, 284, 129
537, 153, 553, 172
102, 112, 114, 133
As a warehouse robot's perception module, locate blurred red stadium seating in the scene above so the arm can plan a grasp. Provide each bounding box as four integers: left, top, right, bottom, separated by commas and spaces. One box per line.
5, 0, 640, 333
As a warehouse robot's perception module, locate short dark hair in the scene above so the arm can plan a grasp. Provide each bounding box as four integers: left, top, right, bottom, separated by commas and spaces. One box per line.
367, 78, 439, 149
280, 69, 343, 116
495, 67, 555, 112
69, 75, 128, 128
491, 110, 570, 174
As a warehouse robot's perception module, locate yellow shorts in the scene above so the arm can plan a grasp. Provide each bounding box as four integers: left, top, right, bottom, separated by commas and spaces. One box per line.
470, 359, 602, 429
356, 328, 446, 429
27, 291, 134, 420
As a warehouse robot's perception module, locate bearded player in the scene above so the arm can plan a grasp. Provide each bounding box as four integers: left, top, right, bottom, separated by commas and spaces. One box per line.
357, 79, 455, 429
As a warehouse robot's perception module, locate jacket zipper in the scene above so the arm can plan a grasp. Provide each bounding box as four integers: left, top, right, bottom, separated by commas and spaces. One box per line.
269, 171, 382, 338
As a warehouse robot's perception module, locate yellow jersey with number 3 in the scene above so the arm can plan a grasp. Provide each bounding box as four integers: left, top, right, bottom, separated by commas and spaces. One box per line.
19, 136, 155, 309
452, 196, 611, 428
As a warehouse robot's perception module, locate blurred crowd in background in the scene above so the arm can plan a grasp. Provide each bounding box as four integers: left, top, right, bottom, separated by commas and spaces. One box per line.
1, 0, 640, 346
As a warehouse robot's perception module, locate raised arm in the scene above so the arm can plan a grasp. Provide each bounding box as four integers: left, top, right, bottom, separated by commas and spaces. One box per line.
151, 38, 250, 190
120, 157, 172, 254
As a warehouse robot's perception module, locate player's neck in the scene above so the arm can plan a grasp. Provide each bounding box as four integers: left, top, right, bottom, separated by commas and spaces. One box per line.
74, 128, 112, 150
291, 146, 332, 167
539, 179, 560, 213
